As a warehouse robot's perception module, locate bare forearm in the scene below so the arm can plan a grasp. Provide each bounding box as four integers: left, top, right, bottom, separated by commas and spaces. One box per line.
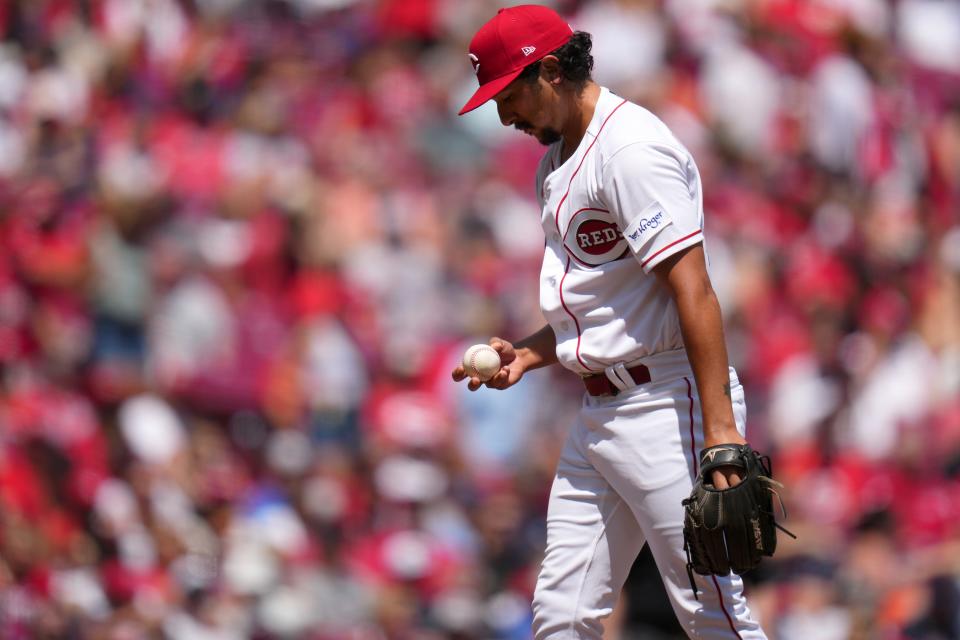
673, 279, 738, 444
513, 324, 559, 372
654, 246, 742, 447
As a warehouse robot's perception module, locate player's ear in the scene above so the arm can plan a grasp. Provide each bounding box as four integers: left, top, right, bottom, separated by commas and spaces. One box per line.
539, 56, 563, 85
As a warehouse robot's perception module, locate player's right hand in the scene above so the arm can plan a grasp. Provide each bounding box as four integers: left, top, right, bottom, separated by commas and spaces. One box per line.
451, 337, 524, 391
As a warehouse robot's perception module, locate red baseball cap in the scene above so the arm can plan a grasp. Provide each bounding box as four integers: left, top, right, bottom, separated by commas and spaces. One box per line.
458, 5, 574, 115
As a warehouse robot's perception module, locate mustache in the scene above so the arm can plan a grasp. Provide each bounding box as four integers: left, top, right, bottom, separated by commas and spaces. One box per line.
514, 122, 533, 132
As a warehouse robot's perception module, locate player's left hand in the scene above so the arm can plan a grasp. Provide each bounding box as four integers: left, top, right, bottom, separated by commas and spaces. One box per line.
711, 465, 743, 490
682, 443, 794, 588
703, 432, 748, 489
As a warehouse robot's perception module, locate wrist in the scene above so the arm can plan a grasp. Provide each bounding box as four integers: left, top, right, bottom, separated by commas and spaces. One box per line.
513, 346, 537, 373
702, 423, 744, 448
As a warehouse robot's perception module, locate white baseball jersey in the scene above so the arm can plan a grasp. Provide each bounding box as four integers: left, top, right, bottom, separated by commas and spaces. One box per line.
536, 86, 706, 375
528, 87, 766, 639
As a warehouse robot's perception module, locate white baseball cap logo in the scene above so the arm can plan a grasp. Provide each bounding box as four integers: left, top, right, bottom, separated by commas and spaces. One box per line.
521, 46, 536, 56
468, 53, 480, 75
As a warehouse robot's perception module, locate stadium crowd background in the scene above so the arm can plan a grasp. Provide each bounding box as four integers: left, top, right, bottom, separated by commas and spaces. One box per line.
0, 0, 958, 638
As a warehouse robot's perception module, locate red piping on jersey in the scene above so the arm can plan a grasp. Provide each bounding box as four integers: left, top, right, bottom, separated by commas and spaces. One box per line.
558, 255, 593, 372
685, 377, 697, 477
553, 98, 628, 236
551, 98, 627, 373
711, 575, 744, 639
640, 230, 703, 269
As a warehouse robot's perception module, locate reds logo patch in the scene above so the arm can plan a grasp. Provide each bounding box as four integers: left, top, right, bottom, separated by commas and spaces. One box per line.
563, 208, 628, 266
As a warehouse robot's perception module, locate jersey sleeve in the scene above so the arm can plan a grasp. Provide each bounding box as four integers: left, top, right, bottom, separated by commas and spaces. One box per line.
601, 142, 704, 273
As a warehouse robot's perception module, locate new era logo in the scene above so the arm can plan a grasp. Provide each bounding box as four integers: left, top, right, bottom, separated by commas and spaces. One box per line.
521, 46, 536, 56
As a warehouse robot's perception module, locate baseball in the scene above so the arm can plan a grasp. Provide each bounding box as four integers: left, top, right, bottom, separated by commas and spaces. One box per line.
462, 344, 502, 381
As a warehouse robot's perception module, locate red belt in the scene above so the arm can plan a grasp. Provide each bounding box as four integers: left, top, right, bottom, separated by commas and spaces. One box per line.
582, 364, 652, 396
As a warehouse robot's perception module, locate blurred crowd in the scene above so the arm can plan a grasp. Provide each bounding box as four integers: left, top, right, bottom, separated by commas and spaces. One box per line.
0, 0, 958, 638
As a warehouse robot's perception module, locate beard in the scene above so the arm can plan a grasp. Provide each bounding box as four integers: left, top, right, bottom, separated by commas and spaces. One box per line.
515, 122, 562, 146
536, 127, 562, 145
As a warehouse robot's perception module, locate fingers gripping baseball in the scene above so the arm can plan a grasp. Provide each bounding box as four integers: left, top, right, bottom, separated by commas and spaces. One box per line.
488, 338, 516, 364
451, 338, 521, 391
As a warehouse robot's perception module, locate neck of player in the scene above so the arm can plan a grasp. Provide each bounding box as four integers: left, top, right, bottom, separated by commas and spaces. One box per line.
561, 81, 601, 163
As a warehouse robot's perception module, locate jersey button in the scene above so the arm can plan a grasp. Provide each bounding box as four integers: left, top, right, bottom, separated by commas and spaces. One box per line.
547, 276, 557, 287
559, 321, 570, 331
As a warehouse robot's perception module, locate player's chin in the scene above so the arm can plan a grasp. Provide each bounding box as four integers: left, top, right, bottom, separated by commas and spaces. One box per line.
516, 126, 556, 146
535, 128, 562, 146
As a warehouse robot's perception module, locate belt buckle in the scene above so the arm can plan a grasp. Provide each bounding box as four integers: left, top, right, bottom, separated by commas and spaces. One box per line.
603, 363, 635, 394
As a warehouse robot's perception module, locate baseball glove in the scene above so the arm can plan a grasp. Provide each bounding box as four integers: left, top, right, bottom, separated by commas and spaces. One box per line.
681, 444, 794, 598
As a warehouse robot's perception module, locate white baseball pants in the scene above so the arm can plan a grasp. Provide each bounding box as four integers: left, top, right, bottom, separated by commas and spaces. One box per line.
532, 365, 766, 639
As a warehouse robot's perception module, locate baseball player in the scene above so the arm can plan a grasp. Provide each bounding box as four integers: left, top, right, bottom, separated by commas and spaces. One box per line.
452, 5, 767, 639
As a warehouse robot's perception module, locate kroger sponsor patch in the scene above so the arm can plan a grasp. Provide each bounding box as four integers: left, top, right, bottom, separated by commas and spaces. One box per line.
623, 201, 672, 252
